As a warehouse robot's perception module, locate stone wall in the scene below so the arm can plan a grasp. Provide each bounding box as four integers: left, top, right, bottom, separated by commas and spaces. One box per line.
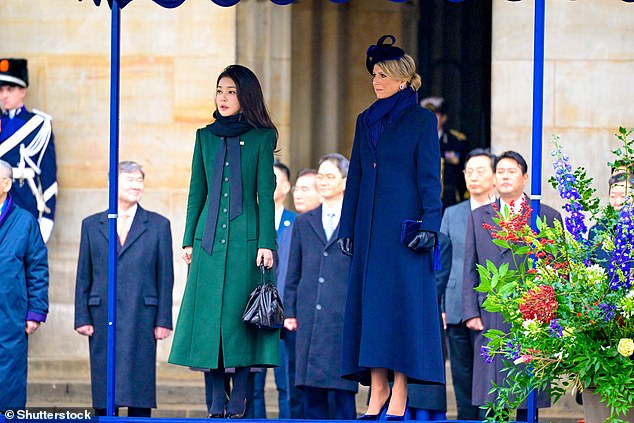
491, 0, 634, 209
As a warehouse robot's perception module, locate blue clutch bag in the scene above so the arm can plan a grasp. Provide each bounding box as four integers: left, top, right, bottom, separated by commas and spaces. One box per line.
400, 219, 423, 245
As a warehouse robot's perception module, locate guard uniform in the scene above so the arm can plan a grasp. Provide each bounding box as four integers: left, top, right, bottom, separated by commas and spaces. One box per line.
0, 58, 57, 242
440, 128, 468, 208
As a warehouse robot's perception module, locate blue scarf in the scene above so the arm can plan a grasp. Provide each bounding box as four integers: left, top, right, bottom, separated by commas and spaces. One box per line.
0, 194, 14, 228
363, 88, 417, 148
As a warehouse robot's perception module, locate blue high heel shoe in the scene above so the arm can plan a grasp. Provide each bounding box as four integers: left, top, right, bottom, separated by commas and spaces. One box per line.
357, 395, 391, 420
384, 400, 410, 421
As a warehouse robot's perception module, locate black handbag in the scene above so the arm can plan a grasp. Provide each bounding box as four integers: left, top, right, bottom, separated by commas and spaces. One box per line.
242, 264, 284, 330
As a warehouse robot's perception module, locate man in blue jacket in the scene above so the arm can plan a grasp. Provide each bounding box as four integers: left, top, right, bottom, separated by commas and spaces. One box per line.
0, 159, 49, 412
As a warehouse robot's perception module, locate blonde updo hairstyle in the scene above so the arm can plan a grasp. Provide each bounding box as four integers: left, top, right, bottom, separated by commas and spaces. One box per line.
375, 54, 422, 91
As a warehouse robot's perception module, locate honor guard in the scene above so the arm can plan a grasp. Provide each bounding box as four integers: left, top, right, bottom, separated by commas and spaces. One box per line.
0, 58, 57, 242
421, 96, 469, 209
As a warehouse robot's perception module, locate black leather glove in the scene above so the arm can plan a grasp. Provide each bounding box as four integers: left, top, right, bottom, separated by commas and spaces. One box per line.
337, 237, 353, 257
407, 230, 436, 252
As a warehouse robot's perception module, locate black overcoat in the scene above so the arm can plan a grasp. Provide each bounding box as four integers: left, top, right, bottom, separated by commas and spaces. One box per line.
74, 206, 174, 409
284, 206, 357, 392
462, 197, 560, 407
339, 104, 444, 386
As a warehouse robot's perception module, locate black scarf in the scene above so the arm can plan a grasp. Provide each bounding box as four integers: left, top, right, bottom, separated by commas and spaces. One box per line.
207, 111, 255, 137
201, 112, 254, 255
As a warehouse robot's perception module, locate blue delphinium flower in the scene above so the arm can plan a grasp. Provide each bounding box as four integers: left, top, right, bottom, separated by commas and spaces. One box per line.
608, 203, 634, 290
480, 345, 494, 364
552, 148, 587, 242
598, 303, 617, 321
506, 340, 521, 360
548, 319, 564, 338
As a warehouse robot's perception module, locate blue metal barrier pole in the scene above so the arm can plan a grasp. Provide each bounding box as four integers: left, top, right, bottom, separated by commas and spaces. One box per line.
528, 0, 546, 422
106, 0, 121, 416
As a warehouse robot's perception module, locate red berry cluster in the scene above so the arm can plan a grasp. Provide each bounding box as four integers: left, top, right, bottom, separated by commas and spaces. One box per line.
519, 285, 558, 323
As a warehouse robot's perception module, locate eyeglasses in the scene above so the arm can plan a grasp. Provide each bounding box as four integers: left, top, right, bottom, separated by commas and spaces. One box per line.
316, 173, 340, 182
463, 168, 490, 177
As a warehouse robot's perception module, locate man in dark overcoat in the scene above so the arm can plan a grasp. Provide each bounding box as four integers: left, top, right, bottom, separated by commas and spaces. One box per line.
252, 160, 296, 419
463, 151, 559, 420
440, 148, 496, 420
74, 161, 174, 417
284, 154, 357, 420
0, 159, 48, 411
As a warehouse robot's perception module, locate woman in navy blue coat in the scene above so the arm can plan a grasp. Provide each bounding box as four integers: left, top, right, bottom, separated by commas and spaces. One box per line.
338, 35, 444, 420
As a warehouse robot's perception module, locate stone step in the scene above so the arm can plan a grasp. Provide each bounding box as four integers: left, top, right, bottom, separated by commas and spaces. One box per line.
25, 359, 584, 421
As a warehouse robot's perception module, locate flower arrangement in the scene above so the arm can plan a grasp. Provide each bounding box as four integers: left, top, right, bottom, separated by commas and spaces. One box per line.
477, 127, 634, 423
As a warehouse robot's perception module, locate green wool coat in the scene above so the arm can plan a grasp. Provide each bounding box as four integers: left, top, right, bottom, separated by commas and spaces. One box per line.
169, 126, 280, 369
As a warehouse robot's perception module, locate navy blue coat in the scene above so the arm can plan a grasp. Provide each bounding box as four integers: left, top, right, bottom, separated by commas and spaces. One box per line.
74, 206, 174, 409
408, 232, 451, 411
463, 197, 560, 407
284, 206, 357, 392
339, 103, 444, 386
0, 198, 48, 410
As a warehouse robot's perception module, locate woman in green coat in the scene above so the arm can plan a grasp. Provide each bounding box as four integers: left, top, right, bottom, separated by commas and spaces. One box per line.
169, 65, 279, 418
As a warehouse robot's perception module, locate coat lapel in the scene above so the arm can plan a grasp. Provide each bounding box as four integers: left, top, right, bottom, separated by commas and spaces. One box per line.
306, 206, 327, 246
324, 223, 340, 250
97, 212, 109, 242
119, 206, 148, 257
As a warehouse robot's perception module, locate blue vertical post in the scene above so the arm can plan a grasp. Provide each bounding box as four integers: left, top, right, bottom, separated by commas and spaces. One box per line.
528, 0, 545, 422
106, 0, 121, 416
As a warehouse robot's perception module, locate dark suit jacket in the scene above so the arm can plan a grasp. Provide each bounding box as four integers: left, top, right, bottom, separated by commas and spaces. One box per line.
74, 205, 173, 409
284, 205, 357, 392
462, 196, 560, 407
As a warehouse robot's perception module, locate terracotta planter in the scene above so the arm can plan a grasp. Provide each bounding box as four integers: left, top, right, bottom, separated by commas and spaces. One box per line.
582, 387, 634, 423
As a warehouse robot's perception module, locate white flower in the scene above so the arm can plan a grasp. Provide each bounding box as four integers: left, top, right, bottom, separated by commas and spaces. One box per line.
522, 319, 541, 334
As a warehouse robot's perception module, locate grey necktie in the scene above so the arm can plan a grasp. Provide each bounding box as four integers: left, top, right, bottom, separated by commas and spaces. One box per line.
324, 212, 335, 240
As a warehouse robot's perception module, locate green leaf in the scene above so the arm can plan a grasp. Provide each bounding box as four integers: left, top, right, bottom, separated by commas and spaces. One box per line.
492, 238, 510, 249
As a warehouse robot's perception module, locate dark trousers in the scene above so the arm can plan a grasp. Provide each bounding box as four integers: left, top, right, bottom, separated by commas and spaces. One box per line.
253, 339, 290, 418
446, 322, 480, 420
94, 407, 151, 417
303, 386, 356, 420
283, 329, 304, 418
204, 367, 250, 416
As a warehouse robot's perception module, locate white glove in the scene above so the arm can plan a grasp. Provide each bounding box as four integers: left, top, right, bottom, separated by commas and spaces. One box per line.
38, 217, 54, 243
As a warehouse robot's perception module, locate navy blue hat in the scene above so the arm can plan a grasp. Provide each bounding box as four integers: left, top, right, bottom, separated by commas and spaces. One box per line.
366, 35, 405, 75
0, 58, 28, 88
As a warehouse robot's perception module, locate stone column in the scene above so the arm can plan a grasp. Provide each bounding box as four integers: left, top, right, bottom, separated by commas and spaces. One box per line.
237, 0, 292, 165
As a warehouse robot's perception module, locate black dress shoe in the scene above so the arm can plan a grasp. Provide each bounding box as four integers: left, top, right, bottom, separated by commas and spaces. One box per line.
208, 413, 225, 418
227, 412, 245, 419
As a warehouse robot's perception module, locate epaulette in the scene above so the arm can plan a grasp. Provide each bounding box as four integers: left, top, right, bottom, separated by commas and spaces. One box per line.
449, 129, 467, 141
32, 108, 52, 121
